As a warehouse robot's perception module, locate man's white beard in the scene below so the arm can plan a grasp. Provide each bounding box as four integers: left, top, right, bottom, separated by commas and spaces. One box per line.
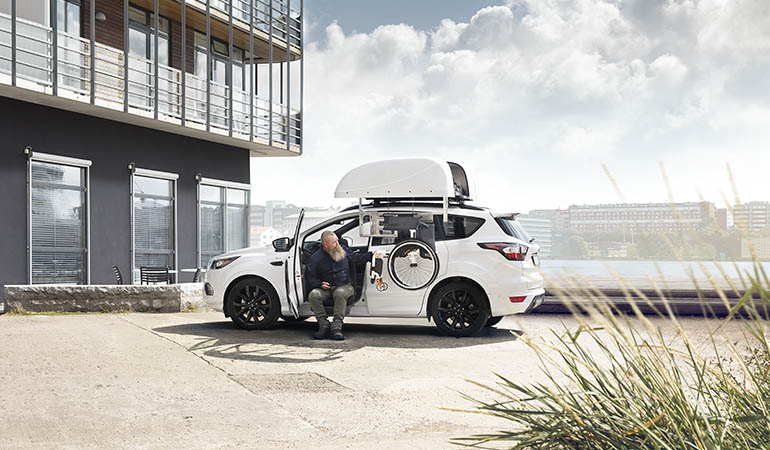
327, 245, 346, 262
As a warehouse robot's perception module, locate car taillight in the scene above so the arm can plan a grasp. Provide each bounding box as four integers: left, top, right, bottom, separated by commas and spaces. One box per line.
478, 242, 528, 261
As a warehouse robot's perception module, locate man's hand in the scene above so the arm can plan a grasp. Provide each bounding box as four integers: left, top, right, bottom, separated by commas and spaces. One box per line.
373, 250, 382, 259
321, 281, 331, 290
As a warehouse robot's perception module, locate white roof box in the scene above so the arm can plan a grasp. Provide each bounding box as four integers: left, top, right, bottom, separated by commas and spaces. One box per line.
334, 158, 471, 201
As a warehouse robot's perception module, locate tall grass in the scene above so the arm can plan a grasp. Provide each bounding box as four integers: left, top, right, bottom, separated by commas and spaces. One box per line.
453, 264, 770, 449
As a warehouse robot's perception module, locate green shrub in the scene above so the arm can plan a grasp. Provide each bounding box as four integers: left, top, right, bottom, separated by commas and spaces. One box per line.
454, 265, 770, 449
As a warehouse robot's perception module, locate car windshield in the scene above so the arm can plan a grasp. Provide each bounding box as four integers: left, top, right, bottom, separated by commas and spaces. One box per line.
495, 217, 533, 243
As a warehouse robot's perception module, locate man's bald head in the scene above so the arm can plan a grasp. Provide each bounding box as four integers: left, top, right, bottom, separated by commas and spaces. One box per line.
321, 231, 337, 245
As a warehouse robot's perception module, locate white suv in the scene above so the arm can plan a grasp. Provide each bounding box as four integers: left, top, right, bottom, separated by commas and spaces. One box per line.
203, 159, 545, 337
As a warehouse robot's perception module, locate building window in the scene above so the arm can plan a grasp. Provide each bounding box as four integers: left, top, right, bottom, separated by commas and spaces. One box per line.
194, 32, 247, 90
197, 177, 250, 268
192, 32, 251, 131
127, 4, 170, 112
27, 152, 91, 284
56, 0, 83, 91
131, 168, 177, 283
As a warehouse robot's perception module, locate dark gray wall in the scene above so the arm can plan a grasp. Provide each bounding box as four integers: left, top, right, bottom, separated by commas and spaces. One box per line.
0, 96, 250, 299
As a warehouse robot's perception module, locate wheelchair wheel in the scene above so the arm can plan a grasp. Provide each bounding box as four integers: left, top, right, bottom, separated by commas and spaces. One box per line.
388, 239, 439, 290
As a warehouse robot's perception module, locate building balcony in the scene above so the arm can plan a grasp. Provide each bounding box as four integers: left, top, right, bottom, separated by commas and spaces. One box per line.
0, 0, 302, 156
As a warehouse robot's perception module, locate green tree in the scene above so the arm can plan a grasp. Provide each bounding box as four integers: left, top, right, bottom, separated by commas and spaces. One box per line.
565, 235, 589, 259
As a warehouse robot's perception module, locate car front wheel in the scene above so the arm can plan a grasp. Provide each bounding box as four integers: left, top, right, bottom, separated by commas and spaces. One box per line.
430, 282, 490, 337
226, 278, 280, 330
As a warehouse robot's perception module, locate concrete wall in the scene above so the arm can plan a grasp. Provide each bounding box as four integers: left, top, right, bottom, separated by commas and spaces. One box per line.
0, 96, 250, 300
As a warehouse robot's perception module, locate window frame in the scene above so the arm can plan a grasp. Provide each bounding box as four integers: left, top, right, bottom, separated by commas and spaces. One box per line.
130, 166, 178, 284
194, 31, 247, 91
127, 4, 170, 63
196, 176, 250, 269
56, 0, 80, 36
26, 150, 91, 285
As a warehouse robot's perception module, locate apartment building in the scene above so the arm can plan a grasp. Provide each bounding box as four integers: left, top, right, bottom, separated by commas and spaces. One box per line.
517, 214, 552, 258
0, 0, 303, 297
741, 237, 770, 260
567, 202, 716, 234
732, 201, 770, 232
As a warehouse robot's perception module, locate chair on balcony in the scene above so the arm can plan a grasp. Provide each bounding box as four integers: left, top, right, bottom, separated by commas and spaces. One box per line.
140, 266, 170, 285
112, 265, 123, 285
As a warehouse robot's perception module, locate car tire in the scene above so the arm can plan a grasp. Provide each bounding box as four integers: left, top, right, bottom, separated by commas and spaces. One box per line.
226, 278, 281, 330
430, 282, 490, 337
485, 316, 504, 327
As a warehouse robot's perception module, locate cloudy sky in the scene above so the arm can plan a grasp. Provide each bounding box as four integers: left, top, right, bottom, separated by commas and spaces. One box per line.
251, 0, 770, 212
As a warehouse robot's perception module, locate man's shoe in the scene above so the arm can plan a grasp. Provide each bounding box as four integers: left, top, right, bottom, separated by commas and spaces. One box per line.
313, 321, 330, 340
330, 319, 344, 340
331, 329, 345, 340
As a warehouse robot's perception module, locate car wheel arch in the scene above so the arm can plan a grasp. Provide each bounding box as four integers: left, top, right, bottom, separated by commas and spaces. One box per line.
223, 274, 280, 318
424, 275, 490, 322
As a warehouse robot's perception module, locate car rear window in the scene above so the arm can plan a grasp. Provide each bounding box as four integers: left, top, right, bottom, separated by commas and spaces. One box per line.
434, 215, 485, 241
495, 217, 532, 242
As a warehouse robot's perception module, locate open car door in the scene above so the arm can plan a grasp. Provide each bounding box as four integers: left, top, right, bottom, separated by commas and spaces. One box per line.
286, 209, 305, 318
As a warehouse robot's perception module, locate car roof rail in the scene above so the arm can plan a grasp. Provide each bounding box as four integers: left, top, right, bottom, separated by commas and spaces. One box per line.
341, 200, 486, 212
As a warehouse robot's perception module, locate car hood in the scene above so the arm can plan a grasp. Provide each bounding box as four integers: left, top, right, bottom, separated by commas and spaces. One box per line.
211, 245, 275, 261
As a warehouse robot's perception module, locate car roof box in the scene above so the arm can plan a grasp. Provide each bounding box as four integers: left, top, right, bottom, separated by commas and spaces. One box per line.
334, 158, 471, 201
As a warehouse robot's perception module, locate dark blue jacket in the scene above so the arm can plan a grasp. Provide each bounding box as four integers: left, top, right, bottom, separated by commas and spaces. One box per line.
306, 247, 372, 290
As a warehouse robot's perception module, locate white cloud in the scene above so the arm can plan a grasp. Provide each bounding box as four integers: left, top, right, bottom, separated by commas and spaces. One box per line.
252, 0, 770, 212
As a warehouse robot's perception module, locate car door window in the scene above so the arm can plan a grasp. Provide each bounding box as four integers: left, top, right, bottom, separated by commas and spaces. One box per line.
434, 215, 485, 241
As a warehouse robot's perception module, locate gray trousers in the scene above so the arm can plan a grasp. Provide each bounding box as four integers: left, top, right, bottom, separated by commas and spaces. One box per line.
308, 283, 354, 326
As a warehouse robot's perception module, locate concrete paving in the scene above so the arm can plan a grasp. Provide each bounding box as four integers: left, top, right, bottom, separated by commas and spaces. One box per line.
0, 312, 755, 449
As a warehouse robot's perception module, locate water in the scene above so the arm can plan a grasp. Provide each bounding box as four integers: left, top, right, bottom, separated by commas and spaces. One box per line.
541, 260, 770, 281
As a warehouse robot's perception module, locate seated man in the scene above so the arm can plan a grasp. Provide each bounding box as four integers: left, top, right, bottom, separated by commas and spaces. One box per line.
306, 231, 376, 340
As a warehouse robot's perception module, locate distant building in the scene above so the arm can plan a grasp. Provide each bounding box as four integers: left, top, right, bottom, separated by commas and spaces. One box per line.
265, 201, 288, 228
529, 208, 569, 233
606, 243, 629, 258
250, 226, 283, 248
733, 201, 770, 232
566, 202, 716, 234
715, 208, 728, 230
283, 209, 340, 236
517, 214, 552, 258
741, 237, 770, 259
249, 205, 266, 232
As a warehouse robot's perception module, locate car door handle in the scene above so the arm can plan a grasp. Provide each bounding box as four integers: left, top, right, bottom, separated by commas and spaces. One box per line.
270, 261, 283, 266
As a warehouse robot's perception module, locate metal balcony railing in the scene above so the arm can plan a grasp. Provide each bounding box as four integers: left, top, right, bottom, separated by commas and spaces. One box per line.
226, 0, 302, 49
0, 10, 301, 150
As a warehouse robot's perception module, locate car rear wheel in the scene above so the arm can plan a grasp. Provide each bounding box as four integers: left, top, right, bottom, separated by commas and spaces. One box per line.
430, 282, 490, 337
226, 278, 280, 330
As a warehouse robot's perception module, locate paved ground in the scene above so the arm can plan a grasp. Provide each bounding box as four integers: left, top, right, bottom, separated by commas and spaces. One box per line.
0, 312, 755, 449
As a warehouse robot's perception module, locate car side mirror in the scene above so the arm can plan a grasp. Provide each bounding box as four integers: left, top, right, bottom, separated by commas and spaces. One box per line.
272, 237, 291, 252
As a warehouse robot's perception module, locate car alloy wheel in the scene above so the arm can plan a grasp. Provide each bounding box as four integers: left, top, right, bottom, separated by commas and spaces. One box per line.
227, 278, 280, 330
431, 282, 489, 337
